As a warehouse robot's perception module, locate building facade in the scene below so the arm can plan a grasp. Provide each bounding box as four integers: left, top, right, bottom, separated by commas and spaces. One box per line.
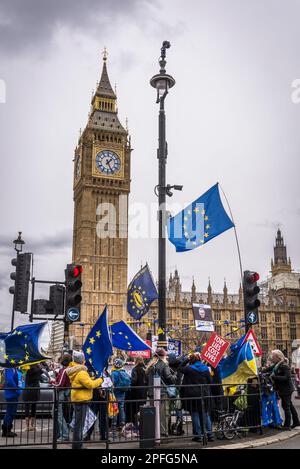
71, 53, 131, 344
146, 229, 300, 358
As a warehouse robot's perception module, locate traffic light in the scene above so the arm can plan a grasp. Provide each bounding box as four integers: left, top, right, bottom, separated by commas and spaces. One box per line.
65, 264, 83, 322
243, 270, 260, 329
49, 284, 65, 315
9, 253, 32, 313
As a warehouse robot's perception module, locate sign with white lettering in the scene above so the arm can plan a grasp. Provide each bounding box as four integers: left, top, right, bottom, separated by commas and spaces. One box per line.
200, 332, 230, 368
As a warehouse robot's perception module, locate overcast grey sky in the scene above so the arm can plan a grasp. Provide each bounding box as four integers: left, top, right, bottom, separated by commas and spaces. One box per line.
0, 0, 299, 331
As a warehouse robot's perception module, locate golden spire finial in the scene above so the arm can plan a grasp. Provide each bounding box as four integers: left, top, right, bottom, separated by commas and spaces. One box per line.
102, 47, 108, 62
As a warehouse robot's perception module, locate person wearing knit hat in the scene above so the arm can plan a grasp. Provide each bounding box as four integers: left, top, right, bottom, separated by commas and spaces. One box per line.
66, 350, 103, 449
72, 350, 85, 364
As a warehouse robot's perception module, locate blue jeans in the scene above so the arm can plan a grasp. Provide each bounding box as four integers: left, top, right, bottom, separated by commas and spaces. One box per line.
113, 393, 126, 427
3, 398, 19, 428
57, 389, 70, 439
191, 411, 213, 438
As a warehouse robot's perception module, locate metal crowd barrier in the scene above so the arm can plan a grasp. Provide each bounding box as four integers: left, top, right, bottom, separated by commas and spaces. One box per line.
0, 382, 264, 449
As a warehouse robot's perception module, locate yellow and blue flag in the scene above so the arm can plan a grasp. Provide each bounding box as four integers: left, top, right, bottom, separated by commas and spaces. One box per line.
0, 323, 49, 368
83, 305, 113, 376
168, 183, 234, 252
219, 341, 257, 387
127, 264, 158, 320
111, 321, 152, 351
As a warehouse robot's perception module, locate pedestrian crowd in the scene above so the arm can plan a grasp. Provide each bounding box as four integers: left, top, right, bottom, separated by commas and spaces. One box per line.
0, 347, 299, 449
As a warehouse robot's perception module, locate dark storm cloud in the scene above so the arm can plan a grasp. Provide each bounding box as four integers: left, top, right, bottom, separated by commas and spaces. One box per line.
0, 230, 72, 255
0, 0, 153, 55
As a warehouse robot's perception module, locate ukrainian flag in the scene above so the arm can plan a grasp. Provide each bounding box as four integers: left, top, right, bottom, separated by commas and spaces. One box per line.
219, 341, 257, 387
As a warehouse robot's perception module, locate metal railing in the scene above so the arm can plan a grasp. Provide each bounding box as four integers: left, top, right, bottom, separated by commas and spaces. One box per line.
0, 382, 266, 449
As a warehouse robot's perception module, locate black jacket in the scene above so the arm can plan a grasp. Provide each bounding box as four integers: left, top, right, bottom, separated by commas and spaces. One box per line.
130, 364, 147, 401
178, 363, 212, 412
23, 364, 43, 402
265, 361, 295, 396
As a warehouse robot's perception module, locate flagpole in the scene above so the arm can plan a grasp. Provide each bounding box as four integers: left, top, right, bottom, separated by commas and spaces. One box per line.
219, 184, 243, 283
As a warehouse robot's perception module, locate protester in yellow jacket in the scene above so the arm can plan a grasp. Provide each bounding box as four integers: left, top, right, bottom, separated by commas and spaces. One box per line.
66, 351, 103, 449
66, 353, 103, 403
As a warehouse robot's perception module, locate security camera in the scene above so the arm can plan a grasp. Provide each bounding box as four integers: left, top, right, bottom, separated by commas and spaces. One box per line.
163, 41, 171, 49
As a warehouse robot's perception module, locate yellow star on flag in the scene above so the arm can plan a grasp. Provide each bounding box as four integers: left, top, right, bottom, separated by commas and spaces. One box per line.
89, 337, 95, 344
86, 347, 92, 355
4, 354, 8, 360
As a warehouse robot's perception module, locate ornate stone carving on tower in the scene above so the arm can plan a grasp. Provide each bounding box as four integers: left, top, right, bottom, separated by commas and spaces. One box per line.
71, 51, 131, 344
271, 229, 292, 276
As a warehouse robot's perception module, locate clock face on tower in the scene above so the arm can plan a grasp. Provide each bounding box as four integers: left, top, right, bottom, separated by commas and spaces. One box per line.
75, 155, 81, 179
95, 150, 121, 175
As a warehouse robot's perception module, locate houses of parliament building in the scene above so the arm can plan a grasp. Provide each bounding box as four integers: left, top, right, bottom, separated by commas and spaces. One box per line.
70, 53, 300, 358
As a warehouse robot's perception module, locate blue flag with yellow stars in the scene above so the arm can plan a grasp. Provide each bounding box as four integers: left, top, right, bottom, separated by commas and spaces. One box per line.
0, 323, 49, 368
127, 264, 158, 320
83, 305, 113, 376
168, 183, 234, 252
111, 321, 152, 351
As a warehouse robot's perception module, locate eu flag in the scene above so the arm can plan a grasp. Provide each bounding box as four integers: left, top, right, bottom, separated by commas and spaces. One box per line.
127, 264, 158, 320
83, 305, 113, 376
111, 321, 152, 351
0, 323, 49, 368
168, 183, 234, 252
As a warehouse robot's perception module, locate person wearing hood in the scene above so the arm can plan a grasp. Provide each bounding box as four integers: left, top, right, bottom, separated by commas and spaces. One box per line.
178, 353, 214, 442
2, 367, 23, 437
110, 358, 131, 431
264, 349, 300, 430
66, 350, 103, 450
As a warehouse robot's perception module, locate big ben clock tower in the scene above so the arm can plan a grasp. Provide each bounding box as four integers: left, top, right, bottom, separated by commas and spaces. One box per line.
71, 51, 131, 344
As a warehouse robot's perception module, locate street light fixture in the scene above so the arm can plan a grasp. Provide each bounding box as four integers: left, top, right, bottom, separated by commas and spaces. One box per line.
150, 41, 175, 350
13, 231, 25, 253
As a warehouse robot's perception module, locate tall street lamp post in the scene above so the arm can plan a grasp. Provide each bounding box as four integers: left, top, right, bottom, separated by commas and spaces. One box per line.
150, 42, 175, 349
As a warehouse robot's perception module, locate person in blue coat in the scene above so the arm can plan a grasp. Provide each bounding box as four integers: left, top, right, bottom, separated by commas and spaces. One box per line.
2, 367, 23, 437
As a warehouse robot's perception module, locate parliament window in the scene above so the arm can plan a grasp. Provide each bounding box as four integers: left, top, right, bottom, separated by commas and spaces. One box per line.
182, 311, 189, 320
215, 325, 221, 335
261, 327, 268, 339
290, 328, 297, 340
260, 312, 267, 323
290, 313, 296, 324
275, 313, 281, 323
275, 328, 282, 340
230, 312, 236, 322
214, 311, 221, 321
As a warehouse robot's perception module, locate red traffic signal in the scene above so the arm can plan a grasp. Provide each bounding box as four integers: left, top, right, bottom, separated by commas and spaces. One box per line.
72, 265, 83, 278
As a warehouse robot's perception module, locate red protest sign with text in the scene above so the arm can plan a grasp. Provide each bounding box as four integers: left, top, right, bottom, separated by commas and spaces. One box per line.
128, 340, 151, 359
200, 333, 230, 368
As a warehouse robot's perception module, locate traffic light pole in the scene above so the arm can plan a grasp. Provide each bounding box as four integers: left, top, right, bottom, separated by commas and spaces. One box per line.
10, 251, 18, 331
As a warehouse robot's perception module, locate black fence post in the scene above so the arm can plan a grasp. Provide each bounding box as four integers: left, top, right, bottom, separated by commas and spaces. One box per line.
200, 385, 208, 446
52, 387, 58, 450
106, 389, 110, 450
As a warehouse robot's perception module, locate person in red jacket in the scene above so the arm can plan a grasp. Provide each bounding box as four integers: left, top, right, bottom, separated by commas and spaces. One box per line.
51, 354, 72, 441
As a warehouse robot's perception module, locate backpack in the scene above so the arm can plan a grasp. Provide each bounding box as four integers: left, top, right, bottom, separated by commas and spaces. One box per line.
115, 369, 131, 392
